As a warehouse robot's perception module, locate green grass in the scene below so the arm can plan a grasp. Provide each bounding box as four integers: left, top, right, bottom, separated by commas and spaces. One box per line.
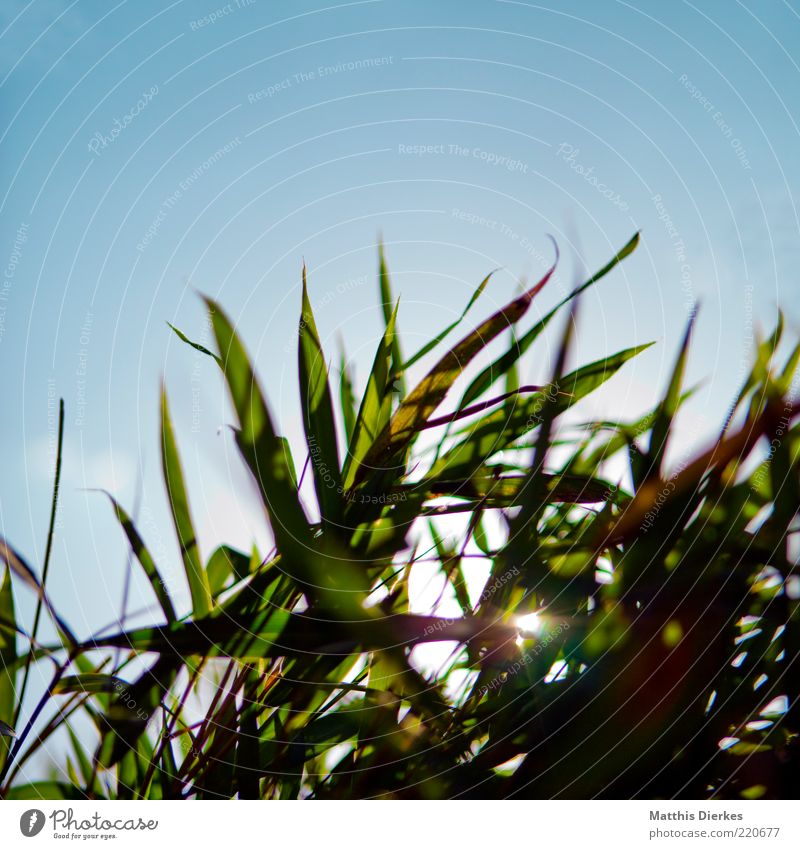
1, 232, 798, 799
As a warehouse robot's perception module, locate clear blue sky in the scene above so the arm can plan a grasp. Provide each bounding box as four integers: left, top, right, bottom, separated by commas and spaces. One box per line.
1, 0, 799, 644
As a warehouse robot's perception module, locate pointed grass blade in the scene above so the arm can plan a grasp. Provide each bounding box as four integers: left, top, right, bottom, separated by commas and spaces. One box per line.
98, 491, 177, 623
432, 342, 654, 479
53, 674, 128, 695
458, 232, 640, 412
379, 241, 406, 397
160, 387, 212, 618
402, 270, 495, 370
167, 322, 222, 368
644, 313, 695, 480
298, 266, 343, 523
354, 256, 559, 486
339, 345, 358, 446
204, 297, 312, 557
0, 538, 75, 645
342, 300, 400, 489
0, 568, 16, 753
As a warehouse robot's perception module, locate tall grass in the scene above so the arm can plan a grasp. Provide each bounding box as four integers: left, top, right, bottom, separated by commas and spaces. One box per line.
1, 233, 798, 799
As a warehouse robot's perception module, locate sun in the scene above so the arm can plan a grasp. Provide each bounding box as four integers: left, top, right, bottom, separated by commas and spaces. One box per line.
516, 611, 544, 638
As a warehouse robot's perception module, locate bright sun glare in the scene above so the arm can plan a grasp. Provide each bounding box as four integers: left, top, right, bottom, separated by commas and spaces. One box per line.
516, 611, 544, 638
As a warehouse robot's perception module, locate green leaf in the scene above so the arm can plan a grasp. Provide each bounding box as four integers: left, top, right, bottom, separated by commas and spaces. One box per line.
473, 516, 492, 555
379, 241, 406, 397
458, 232, 640, 411
206, 545, 250, 596
644, 313, 695, 480
205, 298, 311, 557
160, 387, 212, 618
67, 727, 94, 788
512, 304, 577, 533
777, 336, 800, 394
299, 266, 343, 523
432, 343, 654, 478
722, 314, 784, 435
0, 537, 75, 644
53, 674, 128, 695
167, 322, 222, 368
429, 522, 471, 615
397, 472, 616, 507
0, 567, 16, 735
296, 710, 361, 757
354, 259, 558, 487
99, 491, 177, 623
402, 270, 495, 370
342, 300, 400, 490
339, 346, 358, 446
96, 656, 179, 769
87, 610, 516, 658
6, 781, 93, 800
203, 299, 357, 604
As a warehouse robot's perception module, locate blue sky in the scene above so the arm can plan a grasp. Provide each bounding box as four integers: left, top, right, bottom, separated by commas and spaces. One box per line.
1, 0, 799, 649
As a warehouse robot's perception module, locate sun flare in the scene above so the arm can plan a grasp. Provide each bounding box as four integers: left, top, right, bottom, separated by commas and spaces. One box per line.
516, 611, 545, 638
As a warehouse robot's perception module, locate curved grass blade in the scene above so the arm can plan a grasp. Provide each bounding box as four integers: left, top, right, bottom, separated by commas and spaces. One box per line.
203, 299, 353, 600
354, 256, 559, 487
96, 655, 179, 769
510, 302, 578, 538
458, 232, 640, 412
419, 385, 546, 431
85, 610, 517, 658
206, 545, 250, 596
53, 674, 128, 695
431, 342, 654, 479
394, 472, 616, 506
403, 270, 495, 370
599, 396, 800, 546
205, 298, 309, 546
0, 538, 75, 645
167, 322, 222, 368
15, 398, 65, 728
97, 490, 177, 623
720, 314, 786, 437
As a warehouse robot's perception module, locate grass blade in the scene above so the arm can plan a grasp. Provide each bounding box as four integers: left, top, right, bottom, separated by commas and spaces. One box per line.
643, 313, 695, 480
354, 257, 559, 487
341, 301, 399, 490
160, 386, 212, 618
0, 568, 17, 757
458, 232, 640, 411
339, 344, 358, 446
379, 241, 406, 397
299, 266, 343, 523
432, 342, 654, 478
167, 322, 222, 368
98, 491, 177, 623
402, 271, 495, 370
53, 674, 127, 695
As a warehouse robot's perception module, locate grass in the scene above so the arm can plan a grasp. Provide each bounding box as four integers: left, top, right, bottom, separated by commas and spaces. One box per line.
1, 232, 798, 799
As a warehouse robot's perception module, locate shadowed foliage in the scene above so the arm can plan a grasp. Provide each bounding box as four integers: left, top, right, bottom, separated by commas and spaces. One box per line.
1, 234, 798, 800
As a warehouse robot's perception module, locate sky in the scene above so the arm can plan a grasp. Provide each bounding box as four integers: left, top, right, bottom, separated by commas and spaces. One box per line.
1, 0, 799, 664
